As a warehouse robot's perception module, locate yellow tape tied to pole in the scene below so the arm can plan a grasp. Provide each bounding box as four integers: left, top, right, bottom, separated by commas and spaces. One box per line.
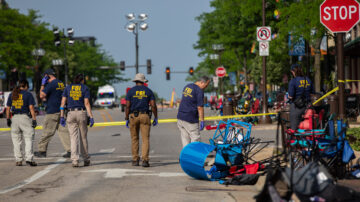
0, 112, 277, 132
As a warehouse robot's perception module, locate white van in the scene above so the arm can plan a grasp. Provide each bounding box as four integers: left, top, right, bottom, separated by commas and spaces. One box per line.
94, 85, 117, 108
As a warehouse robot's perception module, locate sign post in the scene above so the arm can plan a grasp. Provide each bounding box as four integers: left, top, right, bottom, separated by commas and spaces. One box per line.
320, 0, 360, 119
257, 0, 272, 124
216, 66, 226, 95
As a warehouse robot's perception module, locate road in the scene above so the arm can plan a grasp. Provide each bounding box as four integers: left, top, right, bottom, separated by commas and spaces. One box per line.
0, 108, 277, 202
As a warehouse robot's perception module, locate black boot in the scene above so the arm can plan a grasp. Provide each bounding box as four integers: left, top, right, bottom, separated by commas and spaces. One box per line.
34, 151, 46, 158
62, 152, 71, 158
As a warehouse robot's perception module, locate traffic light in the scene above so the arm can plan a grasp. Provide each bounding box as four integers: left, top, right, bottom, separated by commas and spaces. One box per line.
147, 59, 151, 74
120, 61, 125, 71
53, 28, 61, 46
67, 28, 74, 45
189, 67, 194, 75
165, 67, 170, 80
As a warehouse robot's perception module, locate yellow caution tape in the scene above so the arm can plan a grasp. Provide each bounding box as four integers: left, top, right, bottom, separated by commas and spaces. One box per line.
312, 86, 339, 105
0, 112, 277, 133
338, 79, 360, 83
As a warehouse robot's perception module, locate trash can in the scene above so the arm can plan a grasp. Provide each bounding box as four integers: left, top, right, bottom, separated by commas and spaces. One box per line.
328, 95, 338, 118
223, 99, 234, 116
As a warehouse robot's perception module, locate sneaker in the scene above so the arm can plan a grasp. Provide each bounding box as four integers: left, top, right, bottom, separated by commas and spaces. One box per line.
62, 152, 71, 158
142, 160, 150, 167
84, 160, 90, 167
34, 151, 46, 158
26, 161, 37, 167
132, 160, 139, 166
15, 161, 22, 166
72, 162, 79, 168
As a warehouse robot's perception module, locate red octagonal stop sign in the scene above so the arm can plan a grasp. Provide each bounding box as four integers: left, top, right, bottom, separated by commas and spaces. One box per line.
320, 0, 360, 33
215, 66, 226, 78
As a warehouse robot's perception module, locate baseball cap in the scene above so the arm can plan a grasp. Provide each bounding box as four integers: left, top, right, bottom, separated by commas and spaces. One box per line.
43, 68, 56, 76
291, 64, 300, 71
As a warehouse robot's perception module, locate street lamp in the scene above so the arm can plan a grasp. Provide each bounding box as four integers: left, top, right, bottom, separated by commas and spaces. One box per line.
53, 27, 75, 85
32, 48, 45, 104
125, 13, 149, 74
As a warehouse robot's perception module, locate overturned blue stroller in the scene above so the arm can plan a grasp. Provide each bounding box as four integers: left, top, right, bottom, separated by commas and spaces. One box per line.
179, 119, 273, 180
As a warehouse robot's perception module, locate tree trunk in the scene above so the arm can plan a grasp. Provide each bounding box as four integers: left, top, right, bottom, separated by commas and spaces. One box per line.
314, 38, 322, 92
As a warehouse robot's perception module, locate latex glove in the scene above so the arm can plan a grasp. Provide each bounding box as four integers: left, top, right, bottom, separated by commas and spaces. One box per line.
90, 118, 94, 127
60, 117, 66, 127
126, 120, 129, 128
41, 76, 49, 85
7, 119, 11, 127
32, 120, 37, 128
200, 121, 205, 131
152, 118, 158, 126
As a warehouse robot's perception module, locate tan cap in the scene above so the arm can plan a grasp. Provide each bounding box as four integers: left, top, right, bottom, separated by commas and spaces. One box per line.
132, 73, 148, 83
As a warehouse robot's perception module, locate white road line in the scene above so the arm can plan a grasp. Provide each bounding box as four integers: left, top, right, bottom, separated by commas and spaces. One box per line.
83, 168, 186, 178
0, 158, 66, 194
99, 148, 115, 153
0, 157, 54, 161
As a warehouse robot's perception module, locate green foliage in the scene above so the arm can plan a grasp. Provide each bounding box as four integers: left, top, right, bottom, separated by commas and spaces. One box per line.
347, 127, 360, 151
194, 0, 328, 92
0, 7, 126, 94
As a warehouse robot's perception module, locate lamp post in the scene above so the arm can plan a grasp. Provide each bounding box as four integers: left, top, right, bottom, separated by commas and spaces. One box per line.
53, 28, 75, 85
32, 48, 45, 104
125, 13, 148, 74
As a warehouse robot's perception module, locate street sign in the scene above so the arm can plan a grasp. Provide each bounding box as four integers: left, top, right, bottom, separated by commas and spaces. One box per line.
215, 66, 226, 78
320, 0, 360, 33
212, 76, 219, 88
257, 27, 271, 41
259, 41, 269, 56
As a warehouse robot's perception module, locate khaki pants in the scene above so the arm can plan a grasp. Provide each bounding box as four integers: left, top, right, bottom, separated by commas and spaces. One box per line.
66, 110, 89, 163
129, 113, 151, 161
38, 113, 71, 152
11, 114, 35, 162
177, 119, 200, 148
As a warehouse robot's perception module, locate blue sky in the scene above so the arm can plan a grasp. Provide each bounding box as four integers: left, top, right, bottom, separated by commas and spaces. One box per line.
8, 0, 212, 100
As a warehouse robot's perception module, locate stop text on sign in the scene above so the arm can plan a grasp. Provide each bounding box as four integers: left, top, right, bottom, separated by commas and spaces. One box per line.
320, 0, 360, 33
322, 5, 358, 21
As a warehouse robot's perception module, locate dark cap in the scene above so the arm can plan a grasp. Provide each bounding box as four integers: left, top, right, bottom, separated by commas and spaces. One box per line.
43, 69, 56, 76
291, 64, 300, 71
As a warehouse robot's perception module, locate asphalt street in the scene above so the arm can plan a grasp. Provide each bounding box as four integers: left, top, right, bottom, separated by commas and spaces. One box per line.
0, 108, 277, 202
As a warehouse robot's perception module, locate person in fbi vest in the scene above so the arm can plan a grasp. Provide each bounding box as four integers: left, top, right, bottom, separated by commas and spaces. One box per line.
125, 73, 158, 167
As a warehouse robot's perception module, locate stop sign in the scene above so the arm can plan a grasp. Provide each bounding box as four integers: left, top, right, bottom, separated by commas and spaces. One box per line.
320, 0, 360, 33
215, 66, 226, 78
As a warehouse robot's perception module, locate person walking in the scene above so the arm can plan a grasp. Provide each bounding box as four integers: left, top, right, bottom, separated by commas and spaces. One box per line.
34, 69, 71, 158
288, 64, 314, 130
6, 80, 37, 166
60, 74, 94, 167
125, 73, 158, 167
177, 76, 210, 148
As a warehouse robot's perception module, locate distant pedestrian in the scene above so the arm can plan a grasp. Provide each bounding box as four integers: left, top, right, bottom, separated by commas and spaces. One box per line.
125, 73, 158, 167
6, 80, 37, 166
34, 69, 71, 158
177, 76, 210, 148
288, 64, 314, 130
60, 74, 94, 167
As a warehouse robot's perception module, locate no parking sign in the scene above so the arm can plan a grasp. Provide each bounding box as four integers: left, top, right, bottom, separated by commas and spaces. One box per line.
259, 41, 269, 56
